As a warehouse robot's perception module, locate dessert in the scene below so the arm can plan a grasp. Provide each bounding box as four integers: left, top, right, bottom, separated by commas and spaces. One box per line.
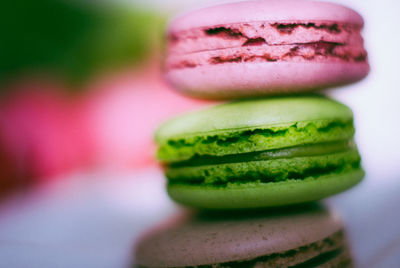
165, 0, 369, 99
136, 205, 352, 267
155, 95, 363, 209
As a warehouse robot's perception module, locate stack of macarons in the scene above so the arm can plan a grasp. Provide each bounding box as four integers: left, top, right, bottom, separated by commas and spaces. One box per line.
136, 0, 369, 266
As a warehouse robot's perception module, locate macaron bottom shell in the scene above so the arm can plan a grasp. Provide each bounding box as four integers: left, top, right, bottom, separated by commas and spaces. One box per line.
167, 168, 364, 209
166, 61, 369, 99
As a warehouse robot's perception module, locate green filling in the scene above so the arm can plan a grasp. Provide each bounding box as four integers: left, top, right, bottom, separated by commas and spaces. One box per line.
171, 140, 353, 167
158, 120, 354, 162
166, 149, 361, 186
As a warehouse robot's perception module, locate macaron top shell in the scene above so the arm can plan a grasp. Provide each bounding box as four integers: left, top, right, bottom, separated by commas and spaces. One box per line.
135, 206, 343, 267
155, 96, 354, 162
169, 0, 363, 33
156, 96, 352, 142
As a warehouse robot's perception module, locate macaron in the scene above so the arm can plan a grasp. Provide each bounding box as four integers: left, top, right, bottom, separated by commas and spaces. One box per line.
155, 95, 364, 209
165, 0, 369, 99
135, 205, 352, 267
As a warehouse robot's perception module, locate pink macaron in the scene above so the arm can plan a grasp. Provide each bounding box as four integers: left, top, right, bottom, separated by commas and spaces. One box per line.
165, 0, 369, 99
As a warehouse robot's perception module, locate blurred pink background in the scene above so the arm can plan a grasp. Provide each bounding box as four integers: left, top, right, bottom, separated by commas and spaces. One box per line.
0, 60, 210, 187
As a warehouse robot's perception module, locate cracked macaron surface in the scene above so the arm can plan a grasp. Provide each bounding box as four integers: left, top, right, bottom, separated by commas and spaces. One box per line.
165, 0, 369, 99
155, 96, 364, 209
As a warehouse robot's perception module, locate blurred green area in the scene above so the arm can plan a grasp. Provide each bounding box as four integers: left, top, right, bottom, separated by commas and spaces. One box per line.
0, 0, 166, 90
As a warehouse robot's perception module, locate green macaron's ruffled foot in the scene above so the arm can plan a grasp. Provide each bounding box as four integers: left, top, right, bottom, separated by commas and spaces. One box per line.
166, 141, 359, 183
167, 167, 364, 209
158, 119, 354, 163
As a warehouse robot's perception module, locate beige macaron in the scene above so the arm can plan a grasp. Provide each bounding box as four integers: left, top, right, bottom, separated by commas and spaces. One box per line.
135, 205, 352, 267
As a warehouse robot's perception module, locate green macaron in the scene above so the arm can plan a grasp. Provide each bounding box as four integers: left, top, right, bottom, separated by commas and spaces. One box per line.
155, 95, 364, 209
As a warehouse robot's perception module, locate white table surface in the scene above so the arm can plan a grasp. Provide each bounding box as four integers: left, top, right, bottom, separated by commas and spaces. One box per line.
0, 168, 399, 268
